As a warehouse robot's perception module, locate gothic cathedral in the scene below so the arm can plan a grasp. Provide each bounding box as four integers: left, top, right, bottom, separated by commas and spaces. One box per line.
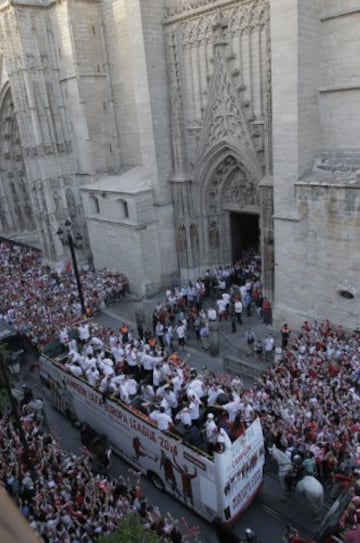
0, 0, 359, 329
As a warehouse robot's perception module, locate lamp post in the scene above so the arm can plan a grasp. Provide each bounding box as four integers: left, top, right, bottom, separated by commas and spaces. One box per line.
57, 219, 87, 317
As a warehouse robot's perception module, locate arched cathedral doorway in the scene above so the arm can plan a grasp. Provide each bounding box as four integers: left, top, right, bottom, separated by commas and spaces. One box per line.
230, 212, 259, 262
201, 154, 261, 267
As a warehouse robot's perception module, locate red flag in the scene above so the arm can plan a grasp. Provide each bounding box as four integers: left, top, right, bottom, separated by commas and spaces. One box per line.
65, 259, 72, 274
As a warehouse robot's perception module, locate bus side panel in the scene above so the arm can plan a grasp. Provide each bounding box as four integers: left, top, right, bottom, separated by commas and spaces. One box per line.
214, 418, 265, 524
39, 356, 220, 522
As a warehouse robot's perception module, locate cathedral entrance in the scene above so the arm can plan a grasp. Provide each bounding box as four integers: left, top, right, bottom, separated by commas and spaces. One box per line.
230, 212, 259, 262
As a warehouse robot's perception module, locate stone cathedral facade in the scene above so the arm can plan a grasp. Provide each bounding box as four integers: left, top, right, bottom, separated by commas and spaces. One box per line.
0, 0, 359, 330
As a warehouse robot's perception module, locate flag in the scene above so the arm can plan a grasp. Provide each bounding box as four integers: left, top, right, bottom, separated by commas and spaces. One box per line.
65, 259, 72, 274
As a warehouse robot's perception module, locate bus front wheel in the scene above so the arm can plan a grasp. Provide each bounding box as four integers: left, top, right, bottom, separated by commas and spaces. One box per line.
148, 471, 165, 491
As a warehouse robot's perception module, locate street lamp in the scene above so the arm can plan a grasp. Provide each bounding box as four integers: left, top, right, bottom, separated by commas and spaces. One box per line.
57, 219, 87, 317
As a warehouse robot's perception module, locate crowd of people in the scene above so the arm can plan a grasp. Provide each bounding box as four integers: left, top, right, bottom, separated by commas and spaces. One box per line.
0, 241, 128, 348
1, 241, 360, 540
0, 404, 183, 543
61, 317, 249, 454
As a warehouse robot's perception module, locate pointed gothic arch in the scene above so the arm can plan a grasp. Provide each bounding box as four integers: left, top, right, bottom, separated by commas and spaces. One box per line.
197, 141, 262, 266
0, 84, 35, 234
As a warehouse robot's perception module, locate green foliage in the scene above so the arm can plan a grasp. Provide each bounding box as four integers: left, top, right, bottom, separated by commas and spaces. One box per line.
98, 514, 163, 543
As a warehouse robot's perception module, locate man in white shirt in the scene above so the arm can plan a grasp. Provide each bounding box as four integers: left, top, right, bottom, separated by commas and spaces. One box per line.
216, 298, 227, 321
110, 374, 125, 395
188, 394, 202, 425
176, 323, 186, 349
234, 298, 243, 324
124, 376, 138, 397
151, 406, 173, 431
68, 361, 83, 377
111, 342, 124, 365
263, 333, 275, 362
91, 336, 104, 352
221, 393, 241, 423
207, 307, 217, 322
175, 406, 192, 427
99, 375, 112, 394
205, 413, 218, 453
98, 360, 115, 377
78, 322, 90, 343
86, 366, 99, 387
215, 427, 232, 452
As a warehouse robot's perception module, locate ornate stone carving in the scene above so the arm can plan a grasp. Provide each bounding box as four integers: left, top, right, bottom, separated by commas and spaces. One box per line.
224, 169, 259, 207
208, 220, 220, 249
170, 1, 268, 48
195, 46, 261, 168
190, 222, 199, 251
166, 29, 188, 177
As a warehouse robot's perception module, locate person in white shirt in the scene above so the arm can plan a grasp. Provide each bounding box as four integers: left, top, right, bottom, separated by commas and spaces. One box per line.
118, 383, 130, 403
153, 363, 162, 389
188, 394, 202, 425
111, 343, 125, 365
99, 375, 112, 394
163, 385, 178, 411
175, 406, 192, 427
110, 374, 125, 394
68, 338, 78, 354
216, 298, 226, 321
151, 406, 173, 431
205, 413, 218, 452
176, 323, 186, 348
207, 383, 225, 405
222, 291, 231, 317
126, 347, 139, 376
82, 342, 94, 357
263, 333, 275, 362
102, 355, 114, 367
234, 298, 243, 324
91, 336, 104, 351
161, 359, 171, 380
86, 366, 99, 387
78, 322, 90, 343
67, 351, 82, 365
124, 376, 138, 397
98, 360, 115, 377
207, 307, 217, 322
215, 427, 232, 452
141, 383, 155, 403
140, 351, 161, 378
187, 377, 205, 400
68, 362, 83, 377
221, 393, 241, 423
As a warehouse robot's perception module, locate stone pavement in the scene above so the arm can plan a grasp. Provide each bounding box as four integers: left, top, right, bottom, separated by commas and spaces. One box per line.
97, 293, 284, 382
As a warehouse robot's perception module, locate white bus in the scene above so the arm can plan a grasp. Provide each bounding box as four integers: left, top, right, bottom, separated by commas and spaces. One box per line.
39, 346, 265, 526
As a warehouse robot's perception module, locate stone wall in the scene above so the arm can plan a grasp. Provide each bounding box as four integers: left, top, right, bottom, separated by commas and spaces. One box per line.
272, 0, 360, 330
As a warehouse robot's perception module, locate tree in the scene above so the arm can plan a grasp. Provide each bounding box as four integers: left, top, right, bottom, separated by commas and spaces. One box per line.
98, 515, 163, 543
